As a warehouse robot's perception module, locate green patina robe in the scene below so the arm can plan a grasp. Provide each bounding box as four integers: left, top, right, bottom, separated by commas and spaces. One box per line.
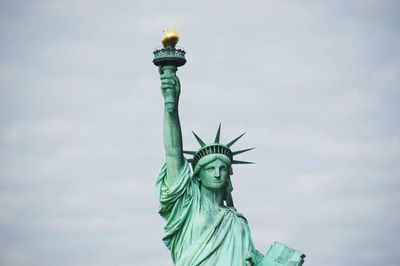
157, 160, 263, 266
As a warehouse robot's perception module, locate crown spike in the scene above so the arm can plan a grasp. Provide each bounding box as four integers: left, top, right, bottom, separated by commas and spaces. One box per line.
192, 131, 206, 147
232, 160, 254, 165
232, 147, 255, 156
214, 123, 222, 143
226, 132, 246, 148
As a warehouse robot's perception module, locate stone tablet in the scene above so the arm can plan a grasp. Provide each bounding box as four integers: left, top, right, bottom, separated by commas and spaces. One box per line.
259, 242, 305, 266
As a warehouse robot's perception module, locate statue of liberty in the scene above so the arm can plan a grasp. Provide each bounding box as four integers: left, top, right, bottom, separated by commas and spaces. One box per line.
153, 28, 305, 266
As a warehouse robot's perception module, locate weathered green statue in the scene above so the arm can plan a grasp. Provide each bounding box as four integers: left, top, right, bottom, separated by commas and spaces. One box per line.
153, 29, 305, 266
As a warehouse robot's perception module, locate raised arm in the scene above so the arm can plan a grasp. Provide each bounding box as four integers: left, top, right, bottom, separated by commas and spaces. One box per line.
160, 66, 185, 187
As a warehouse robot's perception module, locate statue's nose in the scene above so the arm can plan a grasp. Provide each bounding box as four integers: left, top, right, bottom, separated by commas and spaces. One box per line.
214, 169, 220, 178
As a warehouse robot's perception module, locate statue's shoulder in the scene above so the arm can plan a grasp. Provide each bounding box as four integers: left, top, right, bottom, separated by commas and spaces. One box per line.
224, 206, 249, 223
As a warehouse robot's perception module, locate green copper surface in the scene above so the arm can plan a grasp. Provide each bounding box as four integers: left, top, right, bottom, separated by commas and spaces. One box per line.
153, 30, 305, 265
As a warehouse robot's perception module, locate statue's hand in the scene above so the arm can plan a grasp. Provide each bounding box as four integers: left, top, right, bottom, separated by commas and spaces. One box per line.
160, 67, 180, 112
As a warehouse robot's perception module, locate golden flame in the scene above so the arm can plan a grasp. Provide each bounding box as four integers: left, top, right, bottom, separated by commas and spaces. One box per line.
162, 28, 180, 46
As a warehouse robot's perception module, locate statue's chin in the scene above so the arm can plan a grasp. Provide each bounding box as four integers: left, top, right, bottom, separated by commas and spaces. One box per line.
202, 183, 225, 192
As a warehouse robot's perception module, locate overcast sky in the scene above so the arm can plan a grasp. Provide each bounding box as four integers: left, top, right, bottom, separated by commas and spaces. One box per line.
1, 0, 399, 265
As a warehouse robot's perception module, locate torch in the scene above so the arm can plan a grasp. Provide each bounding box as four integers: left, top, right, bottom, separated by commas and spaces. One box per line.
153, 28, 186, 113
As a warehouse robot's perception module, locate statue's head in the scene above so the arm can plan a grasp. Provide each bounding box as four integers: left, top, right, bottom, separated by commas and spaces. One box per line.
185, 124, 254, 206
193, 154, 231, 192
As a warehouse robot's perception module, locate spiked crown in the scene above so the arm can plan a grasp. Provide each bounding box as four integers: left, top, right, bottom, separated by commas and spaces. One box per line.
183, 124, 254, 170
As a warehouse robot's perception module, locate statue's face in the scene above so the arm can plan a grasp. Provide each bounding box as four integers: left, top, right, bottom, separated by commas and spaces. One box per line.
199, 159, 229, 192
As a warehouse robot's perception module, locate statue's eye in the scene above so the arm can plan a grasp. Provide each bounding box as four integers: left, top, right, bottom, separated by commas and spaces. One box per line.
206, 167, 214, 172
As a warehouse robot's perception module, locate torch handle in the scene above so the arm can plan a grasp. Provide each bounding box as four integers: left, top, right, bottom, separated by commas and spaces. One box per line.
161, 65, 178, 113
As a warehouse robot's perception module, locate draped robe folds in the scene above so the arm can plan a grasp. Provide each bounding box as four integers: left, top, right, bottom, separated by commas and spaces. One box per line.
156, 160, 263, 266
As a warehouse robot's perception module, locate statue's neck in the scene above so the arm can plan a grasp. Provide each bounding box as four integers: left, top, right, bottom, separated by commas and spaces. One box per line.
200, 186, 224, 207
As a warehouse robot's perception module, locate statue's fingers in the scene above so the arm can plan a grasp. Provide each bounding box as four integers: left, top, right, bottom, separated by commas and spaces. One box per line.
161, 79, 175, 85
161, 82, 173, 87
171, 74, 180, 85
160, 72, 173, 79
170, 73, 177, 80
161, 84, 173, 91
160, 73, 170, 79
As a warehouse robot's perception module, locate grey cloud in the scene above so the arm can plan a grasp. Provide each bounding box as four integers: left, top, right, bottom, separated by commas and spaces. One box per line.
1, 0, 399, 266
